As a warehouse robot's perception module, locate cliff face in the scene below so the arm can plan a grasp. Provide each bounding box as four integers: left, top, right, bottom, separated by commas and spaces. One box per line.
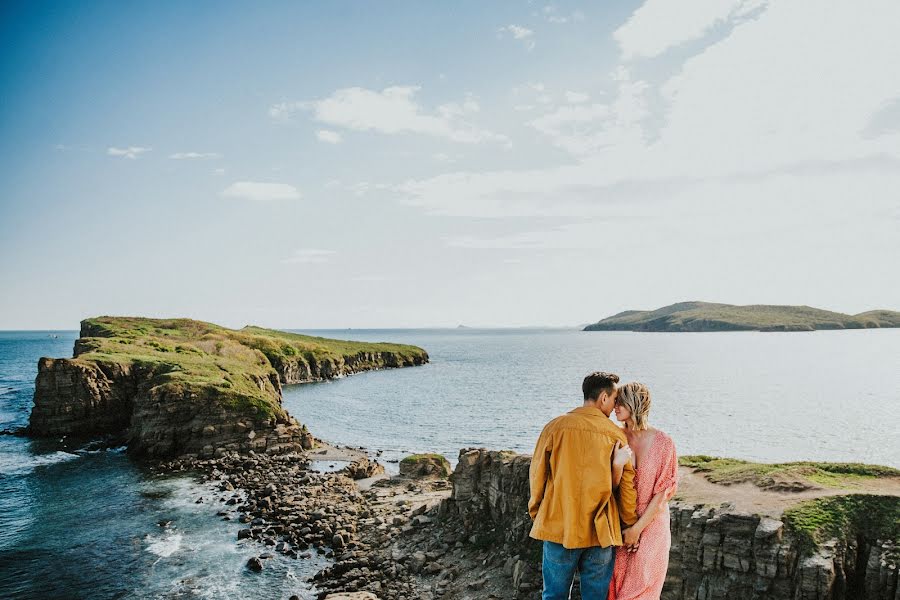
30, 353, 310, 457
271, 350, 428, 385
28, 317, 427, 458
440, 449, 900, 600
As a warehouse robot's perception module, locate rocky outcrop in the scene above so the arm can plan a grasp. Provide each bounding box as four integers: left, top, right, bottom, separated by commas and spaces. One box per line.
399, 454, 453, 479
28, 318, 425, 458
440, 448, 900, 600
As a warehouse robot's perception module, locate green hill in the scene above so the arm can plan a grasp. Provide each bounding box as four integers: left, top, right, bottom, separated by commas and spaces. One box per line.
29, 317, 429, 456
584, 301, 900, 332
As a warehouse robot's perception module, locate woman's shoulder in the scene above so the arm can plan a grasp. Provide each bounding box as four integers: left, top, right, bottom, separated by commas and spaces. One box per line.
652, 428, 675, 449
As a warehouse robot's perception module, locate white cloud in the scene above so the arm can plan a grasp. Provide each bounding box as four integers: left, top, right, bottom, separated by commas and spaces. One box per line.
107, 146, 151, 159
169, 152, 221, 159
316, 130, 343, 144
281, 249, 336, 264
542, 6, 585, 24
273, 86, 507, 145
221, 181, 301, 201
527, 74, 648, 155
401, 0, 900, 217
614, 0, 767, 60
498, 24, 535, 50
565, 91, 590, 104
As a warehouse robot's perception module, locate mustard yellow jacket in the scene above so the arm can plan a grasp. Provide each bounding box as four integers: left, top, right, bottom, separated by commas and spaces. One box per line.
528, 406, 638, 549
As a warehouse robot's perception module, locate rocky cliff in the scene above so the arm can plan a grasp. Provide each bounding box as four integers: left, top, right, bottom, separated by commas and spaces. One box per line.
28, 317, 428, 458
440, 449, 900, 600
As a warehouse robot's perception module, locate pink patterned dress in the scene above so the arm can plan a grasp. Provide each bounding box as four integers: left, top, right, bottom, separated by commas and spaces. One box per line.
610, 430, 678, 600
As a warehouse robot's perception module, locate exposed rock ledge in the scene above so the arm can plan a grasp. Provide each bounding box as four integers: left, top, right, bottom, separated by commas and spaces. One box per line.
438, 449, 900, 600
28, 317, 428, 458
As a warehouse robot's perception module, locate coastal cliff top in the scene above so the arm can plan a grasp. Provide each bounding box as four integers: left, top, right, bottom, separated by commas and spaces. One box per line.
65, 316, 429, 418
676, 455, 900, 545
584, 301, 900, 332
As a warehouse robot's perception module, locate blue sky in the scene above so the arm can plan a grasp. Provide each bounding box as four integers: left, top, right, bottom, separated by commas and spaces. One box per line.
2, 0, 899, 329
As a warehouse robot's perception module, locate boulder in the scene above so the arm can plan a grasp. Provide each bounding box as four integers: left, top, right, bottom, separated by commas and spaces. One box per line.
399, 453, 451, 479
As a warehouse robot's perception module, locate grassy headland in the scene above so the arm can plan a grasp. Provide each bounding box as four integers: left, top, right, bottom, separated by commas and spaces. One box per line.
584, 301, 900, 332
72, 316, 429, 418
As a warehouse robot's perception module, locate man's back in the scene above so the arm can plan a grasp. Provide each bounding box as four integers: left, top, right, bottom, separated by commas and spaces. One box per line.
528, 406, 637, 549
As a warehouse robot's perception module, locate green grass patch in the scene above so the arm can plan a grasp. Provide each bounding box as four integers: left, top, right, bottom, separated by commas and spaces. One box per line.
783, 495, 900, 553
680, 455, 899, 490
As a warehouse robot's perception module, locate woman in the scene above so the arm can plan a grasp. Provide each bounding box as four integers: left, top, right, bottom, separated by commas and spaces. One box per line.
609, 382, 678, 600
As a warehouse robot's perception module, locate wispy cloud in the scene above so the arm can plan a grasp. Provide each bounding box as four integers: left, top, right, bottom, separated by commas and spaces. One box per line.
316, 129, 343, 144
281, 249, 336, 264
221, 181, 301, 201
169, 152, 221, 159
498, 24, 535, 50
565, 91, 590, 104
614, 0, 767, 60
272, 86, 508, 145
540, 6, 585, 24
107, 146, 151, 159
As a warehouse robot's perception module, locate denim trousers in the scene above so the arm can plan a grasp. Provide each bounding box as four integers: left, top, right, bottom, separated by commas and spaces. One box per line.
542, 540, 615, 600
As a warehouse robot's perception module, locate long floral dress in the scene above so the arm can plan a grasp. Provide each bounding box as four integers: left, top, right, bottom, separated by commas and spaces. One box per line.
610, 430, 678, 600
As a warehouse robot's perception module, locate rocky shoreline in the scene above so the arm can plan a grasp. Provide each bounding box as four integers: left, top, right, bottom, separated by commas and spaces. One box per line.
154, 443, 899, 600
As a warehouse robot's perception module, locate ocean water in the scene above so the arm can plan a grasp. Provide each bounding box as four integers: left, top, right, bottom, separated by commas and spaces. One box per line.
1, 328, 899, 598
0, 332, 325, 600
284, 328, 900, 468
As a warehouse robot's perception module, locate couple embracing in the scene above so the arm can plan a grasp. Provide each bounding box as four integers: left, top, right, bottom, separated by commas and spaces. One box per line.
528, 372, 678, 600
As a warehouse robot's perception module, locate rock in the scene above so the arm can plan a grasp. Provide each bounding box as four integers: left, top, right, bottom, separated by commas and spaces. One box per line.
246, 556, 264, 572
323, 593, 380, 600
399, 454, 451, 479
343, 457, 386, 480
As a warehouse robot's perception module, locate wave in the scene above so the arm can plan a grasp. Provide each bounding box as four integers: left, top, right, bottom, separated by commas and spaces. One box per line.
0, 450, 81, 476
145, 531, 183, 558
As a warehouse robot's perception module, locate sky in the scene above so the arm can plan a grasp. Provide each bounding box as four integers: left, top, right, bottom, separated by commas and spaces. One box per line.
1, 0, 899, 329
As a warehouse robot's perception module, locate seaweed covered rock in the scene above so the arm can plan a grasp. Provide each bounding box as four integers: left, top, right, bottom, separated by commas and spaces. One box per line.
399, 453, 451, 479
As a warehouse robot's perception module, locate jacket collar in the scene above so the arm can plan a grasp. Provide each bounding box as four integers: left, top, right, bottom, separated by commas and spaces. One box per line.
569, 406, 607, 417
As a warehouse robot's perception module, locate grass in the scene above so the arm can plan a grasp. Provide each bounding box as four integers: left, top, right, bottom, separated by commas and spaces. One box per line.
783, 495, 900, 552
69, 316, 428, 419
584, 301, 900, 332
680, 455, 900, 490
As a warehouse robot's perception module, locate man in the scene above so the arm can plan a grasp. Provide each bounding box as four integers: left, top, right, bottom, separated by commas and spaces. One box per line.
528, 371, 638, 600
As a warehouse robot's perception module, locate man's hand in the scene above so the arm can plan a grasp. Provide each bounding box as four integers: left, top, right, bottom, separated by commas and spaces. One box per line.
612, 441, 632, 468
623, 526, 641, 552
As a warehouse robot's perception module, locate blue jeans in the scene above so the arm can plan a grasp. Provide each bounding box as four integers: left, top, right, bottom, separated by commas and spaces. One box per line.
542, 541, 615, 600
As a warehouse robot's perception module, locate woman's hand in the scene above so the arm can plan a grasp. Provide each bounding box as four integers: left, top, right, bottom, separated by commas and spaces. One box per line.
623, 526, 641, 552
613, 441, 633, 468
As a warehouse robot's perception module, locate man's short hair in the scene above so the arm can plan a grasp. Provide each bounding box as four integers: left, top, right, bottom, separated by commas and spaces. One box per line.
582, 371, 620, 401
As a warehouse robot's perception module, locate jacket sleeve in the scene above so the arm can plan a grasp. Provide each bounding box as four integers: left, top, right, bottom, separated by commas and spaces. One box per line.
616, 459, 638, 526
528, 427, 552, 520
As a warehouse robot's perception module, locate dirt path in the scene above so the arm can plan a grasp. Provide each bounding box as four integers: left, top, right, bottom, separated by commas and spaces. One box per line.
675, 466, 900, 516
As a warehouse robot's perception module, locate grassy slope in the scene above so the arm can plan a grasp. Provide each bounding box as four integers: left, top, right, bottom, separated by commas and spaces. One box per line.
71, 316, 428, 418
585, 301, 900, 331
680, 455, 900, 490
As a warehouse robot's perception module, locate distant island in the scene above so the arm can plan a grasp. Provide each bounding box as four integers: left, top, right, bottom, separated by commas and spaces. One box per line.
584, 301, 900, 332
28, 316, 428, 457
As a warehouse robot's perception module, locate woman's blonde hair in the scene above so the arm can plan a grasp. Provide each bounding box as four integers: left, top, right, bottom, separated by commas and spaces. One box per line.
617, 382, 651, 430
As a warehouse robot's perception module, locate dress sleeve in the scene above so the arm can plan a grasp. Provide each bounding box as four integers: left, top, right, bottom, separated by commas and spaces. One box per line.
653, 434, 678, 498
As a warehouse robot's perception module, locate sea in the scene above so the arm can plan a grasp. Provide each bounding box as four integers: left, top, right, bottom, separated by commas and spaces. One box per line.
1, 328, 898, 599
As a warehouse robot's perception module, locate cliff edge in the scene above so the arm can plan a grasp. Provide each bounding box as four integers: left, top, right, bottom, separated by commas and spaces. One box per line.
438, 449, 900, 600
28, 316, 428, 457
